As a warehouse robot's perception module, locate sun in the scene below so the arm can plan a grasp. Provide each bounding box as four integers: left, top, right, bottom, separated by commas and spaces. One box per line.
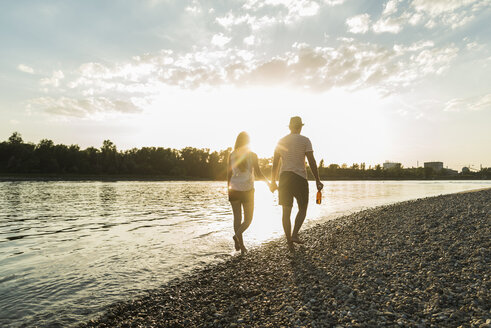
125, 84, 391, 167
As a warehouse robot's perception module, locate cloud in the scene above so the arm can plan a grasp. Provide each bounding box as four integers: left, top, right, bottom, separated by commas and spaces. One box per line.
216, 0, 346, 33
185, 1, 201, 15
324, 0, 346, 5
369, 0, 401, 33
444, 93, 491, 112
382, 0, 400, 16
34, 38, 460, 100
372, 17, 403, 33
211, 33, 232, 47
409, 46, 459, 75
371, 0, 488, 33
393, 40, 434, 53
346, 14, 371, 34
465, 41, 484, 51
243, 35, 256, 46
242, 40, 457, 92
18, 64, 35, 74
411, 0, 477, 15
28, 96, 141, 118
31, 29, 461, 117
469, 94, 491, 111
40, 70, 65, 88
371, 0, 405, 34
243, 0, 321, 22
216, 13, 276, 31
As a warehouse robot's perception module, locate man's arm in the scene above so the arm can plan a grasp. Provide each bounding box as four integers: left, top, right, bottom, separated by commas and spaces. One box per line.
270, 151, 281, 191
306, 151, 323, 191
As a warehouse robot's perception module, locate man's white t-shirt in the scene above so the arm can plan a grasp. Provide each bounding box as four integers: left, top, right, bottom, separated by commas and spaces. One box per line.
275, 134, 313, 179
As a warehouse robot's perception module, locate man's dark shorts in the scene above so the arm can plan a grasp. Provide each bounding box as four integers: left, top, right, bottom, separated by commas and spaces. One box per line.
279, 171, 309, 207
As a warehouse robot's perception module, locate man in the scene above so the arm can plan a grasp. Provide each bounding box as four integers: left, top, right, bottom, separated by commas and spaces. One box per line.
270, 116, 323, 250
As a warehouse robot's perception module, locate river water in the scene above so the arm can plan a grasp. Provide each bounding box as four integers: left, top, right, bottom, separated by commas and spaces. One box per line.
0, 180, 489, 327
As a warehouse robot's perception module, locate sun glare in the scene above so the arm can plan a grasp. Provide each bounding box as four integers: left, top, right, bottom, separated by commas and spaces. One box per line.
122, 85, 392, 166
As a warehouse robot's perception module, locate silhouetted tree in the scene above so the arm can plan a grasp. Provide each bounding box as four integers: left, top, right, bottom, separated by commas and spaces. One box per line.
0, 132, 489, 180
8, 132, 23, 144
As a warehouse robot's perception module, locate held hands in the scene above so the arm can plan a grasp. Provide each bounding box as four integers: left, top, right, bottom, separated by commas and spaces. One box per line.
268, 181, 278, 193
316, 180, 324, 191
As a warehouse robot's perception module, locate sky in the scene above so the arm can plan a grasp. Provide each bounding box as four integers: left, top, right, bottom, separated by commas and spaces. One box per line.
1, 0, 490, 170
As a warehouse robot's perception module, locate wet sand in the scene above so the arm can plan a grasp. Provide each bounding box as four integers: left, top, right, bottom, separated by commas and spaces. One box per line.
82, 189, 490, 327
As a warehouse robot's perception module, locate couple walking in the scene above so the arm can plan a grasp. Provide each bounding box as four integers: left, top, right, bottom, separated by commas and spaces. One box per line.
227, 116, 324, 253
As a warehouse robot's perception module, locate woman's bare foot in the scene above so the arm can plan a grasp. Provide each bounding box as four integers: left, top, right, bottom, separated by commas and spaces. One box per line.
240, 245, 248, 254
287, 241, 295, 252
233, 235, 240, 251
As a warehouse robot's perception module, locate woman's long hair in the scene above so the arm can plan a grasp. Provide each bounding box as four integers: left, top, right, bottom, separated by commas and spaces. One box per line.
234, 131, 250, 172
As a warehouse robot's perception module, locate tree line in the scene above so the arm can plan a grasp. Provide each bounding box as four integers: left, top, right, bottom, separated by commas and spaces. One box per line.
0, 132, 489, 180
314, 161, 489, 180
0, 132, 231, 179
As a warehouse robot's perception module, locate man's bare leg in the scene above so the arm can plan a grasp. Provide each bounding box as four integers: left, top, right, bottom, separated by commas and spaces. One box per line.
282, 205, 294, 250
291, 204, 307, 244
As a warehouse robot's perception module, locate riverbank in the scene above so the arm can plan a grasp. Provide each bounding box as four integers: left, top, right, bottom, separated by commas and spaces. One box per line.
0, 174, 211, 182
81, 189, 490, 327
1, 174, 489, 182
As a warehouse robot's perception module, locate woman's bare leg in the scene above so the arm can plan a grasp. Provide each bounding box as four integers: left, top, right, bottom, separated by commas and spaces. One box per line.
230, 200, 242, 251
238, 200, 254, 253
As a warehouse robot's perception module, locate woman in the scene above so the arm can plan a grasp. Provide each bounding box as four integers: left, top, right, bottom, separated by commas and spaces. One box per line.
227, 132, 271, 254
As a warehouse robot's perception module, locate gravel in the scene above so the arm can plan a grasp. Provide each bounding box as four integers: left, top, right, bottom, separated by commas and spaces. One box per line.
81, 189, 491, 328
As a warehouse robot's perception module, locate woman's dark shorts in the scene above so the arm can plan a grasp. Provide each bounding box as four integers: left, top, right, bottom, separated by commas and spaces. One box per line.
228, 189, 254, 203
279, 171, 309, 207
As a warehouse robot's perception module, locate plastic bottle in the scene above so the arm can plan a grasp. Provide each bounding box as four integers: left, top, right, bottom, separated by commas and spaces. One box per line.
316, 190, 322, 204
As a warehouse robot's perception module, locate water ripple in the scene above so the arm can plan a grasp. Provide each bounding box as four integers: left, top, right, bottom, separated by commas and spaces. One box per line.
0, 180, 489, 327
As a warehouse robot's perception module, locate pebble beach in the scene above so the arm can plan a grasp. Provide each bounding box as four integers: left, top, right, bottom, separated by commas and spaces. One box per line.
82, 189, 490, 328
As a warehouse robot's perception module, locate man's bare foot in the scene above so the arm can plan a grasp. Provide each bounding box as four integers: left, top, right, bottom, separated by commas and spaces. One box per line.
240, 246, 248, 254
233, 236, 240, 251
291, 236, 304, 244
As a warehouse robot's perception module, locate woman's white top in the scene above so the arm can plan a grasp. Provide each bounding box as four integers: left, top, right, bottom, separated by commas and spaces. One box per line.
229, 149, 255, 191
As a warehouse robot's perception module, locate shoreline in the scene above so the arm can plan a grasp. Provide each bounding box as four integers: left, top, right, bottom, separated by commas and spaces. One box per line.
81, 189, 490, 327
1, 174, 489, 182
0, 174, 212, 182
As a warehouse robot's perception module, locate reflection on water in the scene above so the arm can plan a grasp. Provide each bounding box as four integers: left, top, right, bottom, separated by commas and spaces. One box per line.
0, 180, 489, 327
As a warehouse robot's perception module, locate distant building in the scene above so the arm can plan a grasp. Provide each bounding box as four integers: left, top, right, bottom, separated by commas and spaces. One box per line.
424, 162, 443, 172
444, 168, 458, 175
383, 161, 401, 170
